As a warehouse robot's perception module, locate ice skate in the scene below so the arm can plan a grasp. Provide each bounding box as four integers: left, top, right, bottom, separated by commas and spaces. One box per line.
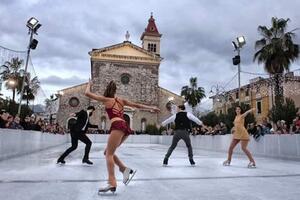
56, 158, 66, 165
123, 167, 137, 185
247, 162, 256, 168
189, 158, 196, 166
163, 158, 168, 166
98, 184, 117, 195
82, 159, 93, 165
223, 160, 231, 166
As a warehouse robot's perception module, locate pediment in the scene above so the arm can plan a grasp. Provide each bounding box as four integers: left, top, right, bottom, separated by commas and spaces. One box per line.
89, 42, 162, 63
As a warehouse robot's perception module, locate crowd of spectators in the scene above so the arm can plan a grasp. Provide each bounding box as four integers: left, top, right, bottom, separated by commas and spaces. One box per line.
0, 110, 64, 134
190, 122, 228, 136
247, 116, 300, 140
1, 109, 300, 138
162, 114, 300, 140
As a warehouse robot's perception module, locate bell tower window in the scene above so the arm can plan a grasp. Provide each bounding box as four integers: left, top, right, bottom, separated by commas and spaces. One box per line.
147, 43, 156, 53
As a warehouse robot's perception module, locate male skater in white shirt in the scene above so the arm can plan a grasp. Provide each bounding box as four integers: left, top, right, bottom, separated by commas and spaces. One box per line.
161, 104, 203, 166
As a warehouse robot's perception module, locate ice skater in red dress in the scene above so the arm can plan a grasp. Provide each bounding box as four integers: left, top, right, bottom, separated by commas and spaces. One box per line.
85, 80, 160, 194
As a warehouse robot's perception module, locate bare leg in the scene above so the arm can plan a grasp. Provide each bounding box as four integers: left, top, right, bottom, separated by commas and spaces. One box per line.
226, 139, 240, 162
105, 130, 124, 187
241, 140, 255, 163
104, 135, 128, 173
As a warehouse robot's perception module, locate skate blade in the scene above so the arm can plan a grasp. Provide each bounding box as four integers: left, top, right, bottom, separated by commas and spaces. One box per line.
125, 170, 137, 185
82, 163, 93, 167
56, 162, 65, 166
98, 191, 117, 196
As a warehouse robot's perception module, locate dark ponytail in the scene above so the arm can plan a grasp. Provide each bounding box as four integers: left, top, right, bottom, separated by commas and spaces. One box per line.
104, 81, 117, 98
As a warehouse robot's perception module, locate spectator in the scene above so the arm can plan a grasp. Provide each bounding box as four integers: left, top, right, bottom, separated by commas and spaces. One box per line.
262, 117, 272, 130
9, 116, 24, 130
0, 110, 8, 128
213, 124, 221, 135
247, 123, 257, 136
275, 120, 284, 134
282, 122, 289, 134
29, 115, 39, 131
295, 116, 300, 128
5, 115, 14, 128
21, 116, 32, 130
219, 122, 228, 135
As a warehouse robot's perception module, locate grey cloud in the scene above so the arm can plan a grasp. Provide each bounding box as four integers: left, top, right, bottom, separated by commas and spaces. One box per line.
1, 0, 300, 109
40, 75, 86, 87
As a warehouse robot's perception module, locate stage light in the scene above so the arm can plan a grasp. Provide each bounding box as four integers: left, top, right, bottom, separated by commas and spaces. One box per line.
237, 36, 246, 48
26, 17, 39, 30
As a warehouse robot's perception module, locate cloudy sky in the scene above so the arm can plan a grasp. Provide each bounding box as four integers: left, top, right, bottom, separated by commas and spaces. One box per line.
1, 0, 300, 108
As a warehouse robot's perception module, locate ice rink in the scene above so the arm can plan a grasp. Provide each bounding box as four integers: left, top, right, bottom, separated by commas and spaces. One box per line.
1, 143, 300, 200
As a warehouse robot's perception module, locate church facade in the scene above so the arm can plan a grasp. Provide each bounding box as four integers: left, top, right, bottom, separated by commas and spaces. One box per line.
56, 15, 183, 131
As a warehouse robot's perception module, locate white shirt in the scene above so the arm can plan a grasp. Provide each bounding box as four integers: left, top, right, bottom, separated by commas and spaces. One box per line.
161, 112, 203, 127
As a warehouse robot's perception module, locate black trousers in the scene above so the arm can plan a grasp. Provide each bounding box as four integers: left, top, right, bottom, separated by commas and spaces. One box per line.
58, 130, 92, 161
165, 129, 193, 159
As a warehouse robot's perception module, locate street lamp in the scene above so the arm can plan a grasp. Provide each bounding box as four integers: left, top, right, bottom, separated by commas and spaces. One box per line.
18, 17, 42, 115
209, 84, 225, 101
210, 84, 226, 114
232, 35, 246, 104
237, 36, 246, 47
8, 79, 16, 87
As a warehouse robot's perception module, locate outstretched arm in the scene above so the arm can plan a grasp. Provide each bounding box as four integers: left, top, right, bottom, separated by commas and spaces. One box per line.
123, 99, 160, 113
187, 112, 203, 126
84, 80, 110, 103
161, 114, 176, 127
241, 108, 255, 118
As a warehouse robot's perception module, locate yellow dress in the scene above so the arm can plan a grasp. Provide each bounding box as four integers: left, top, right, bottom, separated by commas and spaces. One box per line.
233, 115, 249, 140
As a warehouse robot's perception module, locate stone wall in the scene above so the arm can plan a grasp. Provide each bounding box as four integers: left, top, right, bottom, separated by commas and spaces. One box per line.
56, 83, 90, 127
56, 62, 183, 130
158, 87, 184, 122
283, 79, 300, 107
91, 61, 159, 105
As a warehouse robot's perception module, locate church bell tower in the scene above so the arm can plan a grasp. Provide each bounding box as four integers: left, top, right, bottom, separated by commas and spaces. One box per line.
140, 13, 162, 56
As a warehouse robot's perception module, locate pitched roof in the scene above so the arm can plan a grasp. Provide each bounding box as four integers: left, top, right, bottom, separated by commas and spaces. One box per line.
140, 14, 162, 40
89, 41, 162, 60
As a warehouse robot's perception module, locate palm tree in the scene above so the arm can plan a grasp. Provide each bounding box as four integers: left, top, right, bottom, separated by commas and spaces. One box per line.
0, 57, 24, 102
254, 17, 299, 104
181, 77, 206, 108
20, 76, 40, 106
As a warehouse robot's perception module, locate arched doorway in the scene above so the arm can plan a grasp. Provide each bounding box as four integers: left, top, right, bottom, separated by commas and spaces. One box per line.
100, 116, 106, 130
141, 118, 147, 132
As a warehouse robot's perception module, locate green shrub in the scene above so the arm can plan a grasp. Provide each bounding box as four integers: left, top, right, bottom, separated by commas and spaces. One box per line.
145, 124, 160, 135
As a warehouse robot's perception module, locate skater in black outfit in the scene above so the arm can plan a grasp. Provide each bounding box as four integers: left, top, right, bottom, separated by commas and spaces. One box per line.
161, 105, 204, 166
57, 106, 98, 165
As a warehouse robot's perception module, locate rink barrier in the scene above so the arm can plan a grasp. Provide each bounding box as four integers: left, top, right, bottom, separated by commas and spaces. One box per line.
89, 134, 300, 161
87, 134, 300, 160
1, 130, 300, 161
159, 134, 300, 161
0, 129, 69, 161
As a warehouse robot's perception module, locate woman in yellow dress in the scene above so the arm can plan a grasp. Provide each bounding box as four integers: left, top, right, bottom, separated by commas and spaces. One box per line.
223, 106, 256, 168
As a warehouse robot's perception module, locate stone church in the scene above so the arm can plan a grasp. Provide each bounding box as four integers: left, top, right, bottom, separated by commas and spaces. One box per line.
56, 14, 183, 131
